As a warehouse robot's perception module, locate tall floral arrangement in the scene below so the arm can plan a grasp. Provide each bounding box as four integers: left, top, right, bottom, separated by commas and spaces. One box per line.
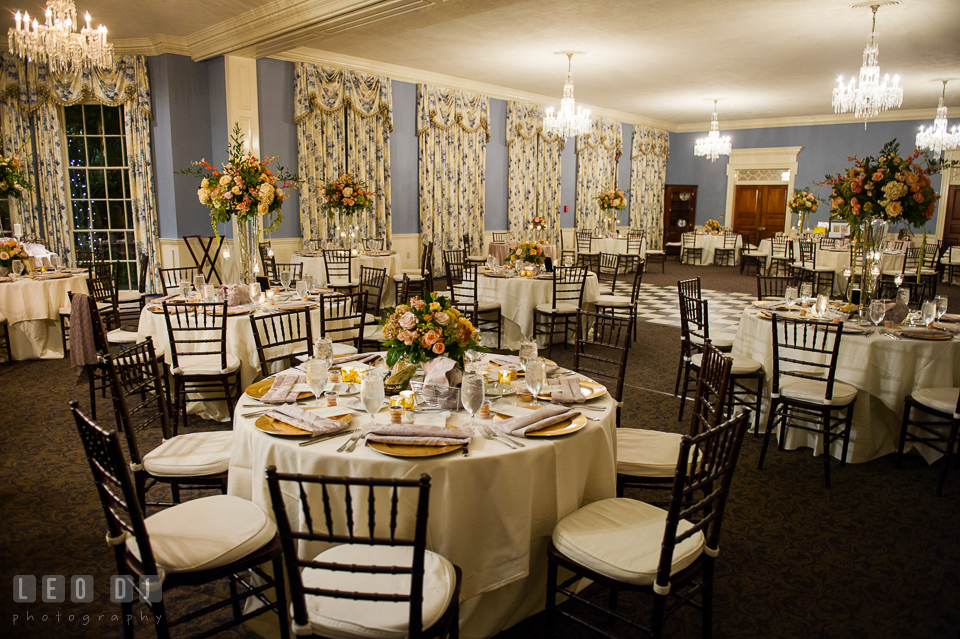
704, 219, 721, 233
508, 241, 546, 265
182, 123, 300, 236
322, 173, 376, 218
0, 238, 27, 269
595, 188, 628, 211
0, 146, 32, 199
529, 215, 547, 230
788, 188, 821, 231
379, 291, 484, 367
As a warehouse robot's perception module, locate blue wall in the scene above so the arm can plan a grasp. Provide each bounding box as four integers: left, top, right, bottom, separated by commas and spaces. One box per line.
618, 123, 633, 227
485, 98, 509, 231
666, 120, 943, 232
257, 58, 300, 238
390, 80, 419, 235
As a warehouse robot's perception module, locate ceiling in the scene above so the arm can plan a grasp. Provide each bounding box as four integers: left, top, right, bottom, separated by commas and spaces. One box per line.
4, 0, 959, 130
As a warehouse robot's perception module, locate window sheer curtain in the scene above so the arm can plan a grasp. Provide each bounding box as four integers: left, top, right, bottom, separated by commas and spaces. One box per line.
506, 101, 563, 242
0, 53, 162, 292
575, 117, 622, 232
417, 84, 489, 274
629, 125, 670, 249
295, 64, 392, 246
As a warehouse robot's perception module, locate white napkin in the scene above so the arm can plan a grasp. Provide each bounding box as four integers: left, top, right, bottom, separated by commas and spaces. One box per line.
492, 404, 578, 437
265, 405, 350, 435
421, 357, 462, 387
551, 376, 586, 404
260, 373, 305, 404
366, 424, 472, 447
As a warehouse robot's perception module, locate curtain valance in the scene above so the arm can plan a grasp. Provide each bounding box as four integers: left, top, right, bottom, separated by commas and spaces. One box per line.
505, 101, 564, 151
0, 53, 151, 118
294, 64, 392, 128
632, 126, 670, 161
576, 117, 621, 155
417, 85, 490, 141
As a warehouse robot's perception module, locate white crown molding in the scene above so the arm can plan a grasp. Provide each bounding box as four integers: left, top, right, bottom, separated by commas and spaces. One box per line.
675, 108, 938, 133
112, 35, 190, 58
273, 47, 677, 131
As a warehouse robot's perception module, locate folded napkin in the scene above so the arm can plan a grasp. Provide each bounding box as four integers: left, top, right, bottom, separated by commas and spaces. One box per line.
940, 323, 960, 335
883, 300, 910, 326
260, 373, 305, 404
493, 404, 578, 437
490, 355, 559, 375
366, 424, 472, 447
890, 327, 954, 339
218, 283, 253, 307
422, 357, 462, 387
840, 323, 869, 334
276, 300, 314, 310
940, 313, 960, 324
265, 405, 350, 435
753, 300, 784, 310
551, 376, 586, 404
148, 293, 180, 307
331, 353, 382, 368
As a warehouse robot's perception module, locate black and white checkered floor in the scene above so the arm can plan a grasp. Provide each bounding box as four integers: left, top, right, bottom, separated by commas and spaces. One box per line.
609, 281, 755, 333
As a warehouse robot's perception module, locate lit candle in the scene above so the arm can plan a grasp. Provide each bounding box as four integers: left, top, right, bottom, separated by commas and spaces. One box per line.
13, 223, 21, 237
15, 12, 21, 30
44, 9, 51, 26
84, 12, 91, 30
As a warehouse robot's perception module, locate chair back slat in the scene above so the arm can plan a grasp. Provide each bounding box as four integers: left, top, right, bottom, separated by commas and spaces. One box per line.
359, 266, 386, 319
769, 315, 845, 400
105, 337, 171, 455
689, 342, 733, 438
249, 307, 314, 376
493, 231, 509, 242
324, 249, 353, 283
626, 229, 643, 254
552, 266, 587, 308
159, 266, 198, 294
677, 276, 702, 300
574, 311, 631, 406
756, 275, 799, 300
161, 301, 229, 371
576, 230, 593, 253
319, 292, 367, 351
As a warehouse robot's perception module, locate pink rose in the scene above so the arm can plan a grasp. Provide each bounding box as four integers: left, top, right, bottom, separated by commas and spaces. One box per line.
399, 312, 417, 330
431, 342, 445, 354
434, 311, 450, 326
423, 331, 439, 346
411, 299, 425, 310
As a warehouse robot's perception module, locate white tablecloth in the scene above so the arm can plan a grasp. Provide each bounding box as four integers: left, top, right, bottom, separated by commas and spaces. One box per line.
478, 272, 600, 350
486, 242, 557, 266
733, 308, 960, 463
755, 241, 906, 294
680, 233, 741, 265
227, 355, 617, 639
290, 252, 403, 307
0, 273, 88, 359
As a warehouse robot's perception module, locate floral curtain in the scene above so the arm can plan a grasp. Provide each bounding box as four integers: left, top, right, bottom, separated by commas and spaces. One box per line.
629, 125, 670, 249
0, 93, 39, 233
417, 84, 489, 274
505, 101, 563, 242
0, 53, 162, 292
575, 117, 622, 232
295, 64, 392, 247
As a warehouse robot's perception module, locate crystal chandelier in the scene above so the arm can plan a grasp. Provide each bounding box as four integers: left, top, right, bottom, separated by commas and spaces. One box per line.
543, 53, 592, 139
832, 4, 902, 121
693, 100, 732, 162
916, 81, 960, 154
7, 0, 114, 74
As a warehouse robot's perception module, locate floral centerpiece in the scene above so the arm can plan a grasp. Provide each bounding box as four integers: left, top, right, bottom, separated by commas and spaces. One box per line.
529, 215, 547, 230
322, 173, 376, 218
595, 188, 627, 211
507, 241, 547, 265
787, 188, 821, 231
0, 238, 28, 275
379, 291, 485, 367
704, 219, 721, 233
0, 146, 32, 199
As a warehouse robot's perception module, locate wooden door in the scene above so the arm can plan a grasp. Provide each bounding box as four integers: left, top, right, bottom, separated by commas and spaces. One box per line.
943, 185, 960, 247
663, 185, 697, 252
734, 185, 787, 241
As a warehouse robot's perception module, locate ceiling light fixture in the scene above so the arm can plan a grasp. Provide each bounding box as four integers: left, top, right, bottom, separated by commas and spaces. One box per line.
7, 0, 114, 74
916, 80, 960, 154
694, 100, 732, 162
832, 3, 902, 123
543, 52, 592, 139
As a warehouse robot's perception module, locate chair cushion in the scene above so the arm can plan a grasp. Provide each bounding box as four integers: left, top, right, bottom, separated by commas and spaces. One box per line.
118, 290, 143, 303
644, 250, 665, 256
596, 294, 633, 307
779, 378, 857, 406
328, 278, 360, 288
126, 494, 276, 574
476, 300, 501, 313
142, 431, 233, 477
552, 497, 704, 587
174, 353, 241, 375
689, 333, 736, 349
107, 329, 139, 344
59, 306, 72, 316
467, 255, 487, 262
364, 325, 385, 341
664, 242, 682, 247
395, 272, 424, 281
690, 352, 762, 375
535, 303, 579, 314
911, 387, 960, 417
301, 544, 458, 639
332, 343, 359, 356
616, 429, 683, 478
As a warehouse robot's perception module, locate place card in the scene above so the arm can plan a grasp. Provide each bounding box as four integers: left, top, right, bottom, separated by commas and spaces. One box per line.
491, 404, 533, 418
541, 384, 562, 393
414, 413, 447, 427
305, 405, 358, 417
292, 383, 312, 394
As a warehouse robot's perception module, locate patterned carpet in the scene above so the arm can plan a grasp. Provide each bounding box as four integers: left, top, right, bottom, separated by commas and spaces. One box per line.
2, 260, 959, 638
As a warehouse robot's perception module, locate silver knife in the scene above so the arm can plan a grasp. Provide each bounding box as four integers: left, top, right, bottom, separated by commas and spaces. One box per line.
300, 428, 356, 447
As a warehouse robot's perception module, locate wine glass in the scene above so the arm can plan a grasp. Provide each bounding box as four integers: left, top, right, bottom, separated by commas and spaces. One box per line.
815, 294, 829, 319
525, 358, 546, 407
179, 280, 191, 300
921, 300, 936, 328
518, 336, 538, 373
280, 269, 293, 292
296, 279, 308, 299
460, 372, 485, 430
203, 284, 216, 302
249, 282, 262, 303
306, 358, 330, 404
193, 274, 205, 296
869, 299, 885, 327
934, 295, 947, 324
784, 286, 798, 309
897, 287, 910, 308
799, 283, 813, 307
360, 369, 385, 425
313, 337, 334, 361
51, 255, 61, 272
11, 259, 24, 279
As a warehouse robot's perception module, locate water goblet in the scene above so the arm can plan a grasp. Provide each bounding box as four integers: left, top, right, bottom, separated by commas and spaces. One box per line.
934, 295, 947, 324
815, 294, 829, 319
280, 269, 293, 292
897, 287, 910, 308
296, 280, 308, 299
11, 259, 24, 279
307, 358, 330, 404
784, 286, 798, 309
869, 299, 885, 327
460, 372, 485, 430
921, 300, 936, 328
518, 336, 538, 373
249, 282, 262, 303
203, 284, 216, 302
179, 280, 191, 300
525, 358, 546, 407
51, 255, 61, 272
193, 274, 205, 296
360, 369, 386, 425
313, 337, 334, 361
799, 283, 813, 307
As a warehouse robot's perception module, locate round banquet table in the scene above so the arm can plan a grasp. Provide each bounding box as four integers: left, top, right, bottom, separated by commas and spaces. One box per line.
227, 354, 617, 639
137, 299, 354, 421
755, 240, 906, 290
680, 233, 741, 265
589, 236, 646, 258
0, 272, 88, 360
477, 272, 600, 350
733, 307, 960, 464
486, 242, 557, 266
290, 252, 403, 307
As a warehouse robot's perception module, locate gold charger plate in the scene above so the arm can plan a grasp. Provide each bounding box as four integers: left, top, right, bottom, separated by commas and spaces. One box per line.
537, 379, 606, 401
245, 377, 313, 401
366, 439, 465, 457
896, 328, 954, 340
255, 411, 352, 436
492, 411, 588, 437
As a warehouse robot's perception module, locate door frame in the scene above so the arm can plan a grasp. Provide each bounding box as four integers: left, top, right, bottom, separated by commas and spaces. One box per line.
935, 148, 960, 241
723, 147, 801, 234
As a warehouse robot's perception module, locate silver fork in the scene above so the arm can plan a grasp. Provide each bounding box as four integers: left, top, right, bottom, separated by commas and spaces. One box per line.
337, 423, 368, 453
481, 422, 524, 449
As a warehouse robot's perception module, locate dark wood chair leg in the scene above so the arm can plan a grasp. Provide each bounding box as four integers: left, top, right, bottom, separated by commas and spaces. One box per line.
822, 408, 832, 488
758, 401, 780, 470
896, 400, 913, 468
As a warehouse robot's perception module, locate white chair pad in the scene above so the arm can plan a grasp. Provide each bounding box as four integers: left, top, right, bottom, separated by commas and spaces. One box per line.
60, 306, 72, 316
467, 255, 487, 261
364, 313, 381, 325
616, 429, 683, 478
535, 303, 579, 315
107, 329, 139, 344
364, 325, 385, 341
779, 378, 857, 406
118, 290, 143, 303
332, 343, 359, 356
142, 431, 233, 477
476, 300, 501, 313
690, 352, 762, 375
911, 387, 960, 416
689, 333, 736, 349
664, 242, 682, 247
127, 495, 276, 574
301, 544, 457, 639
596, 295, 633, 307
552, 497, 704, 587
174, 353, 241, 375
328, 278, 360, 288
395, 272, 424, 281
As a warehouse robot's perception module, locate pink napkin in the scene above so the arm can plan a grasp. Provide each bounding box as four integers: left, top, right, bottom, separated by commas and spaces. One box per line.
218, 284, 252, 306
421, 357, 462, 387
260, 373, 305, 404
551, 376, 586, 404
265, 405, 350, 435
492, 404, 578, 437
366, 424, 472, 447
331, 353, 382, 368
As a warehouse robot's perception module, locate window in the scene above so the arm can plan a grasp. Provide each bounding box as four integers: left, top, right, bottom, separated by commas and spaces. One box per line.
64, 103, 137, 289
